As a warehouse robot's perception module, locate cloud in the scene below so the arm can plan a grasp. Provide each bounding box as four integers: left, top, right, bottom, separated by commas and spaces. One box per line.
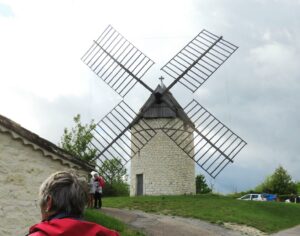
0, 3, 14, 18
249, 42, 299, 80
1, 0, 300, 194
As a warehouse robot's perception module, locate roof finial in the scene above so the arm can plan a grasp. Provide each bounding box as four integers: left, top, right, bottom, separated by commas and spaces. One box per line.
159, 76, 165, 87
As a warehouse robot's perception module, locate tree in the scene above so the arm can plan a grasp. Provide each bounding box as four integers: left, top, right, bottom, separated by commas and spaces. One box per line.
59, 114, 129, 196
99, 158, 127, 184
296, 182, 300, 195
196, 174, 212, 194
99, 158, 129, 196
59, 114, 96, 162
255, 166, 297, 195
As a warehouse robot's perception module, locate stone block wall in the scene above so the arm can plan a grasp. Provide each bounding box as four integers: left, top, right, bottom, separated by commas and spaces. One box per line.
0, 130, 88, 235
130, 118, 195, 196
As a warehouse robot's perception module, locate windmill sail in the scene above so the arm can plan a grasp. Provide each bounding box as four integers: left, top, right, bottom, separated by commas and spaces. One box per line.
82, 25, 246, 181
162, 99, 246, 178
161, 30, 238, 93
82, 25, 155, 97
87, 101, 156, 179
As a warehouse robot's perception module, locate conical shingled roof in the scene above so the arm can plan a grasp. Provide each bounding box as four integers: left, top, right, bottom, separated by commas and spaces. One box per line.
138, 84, 194, 127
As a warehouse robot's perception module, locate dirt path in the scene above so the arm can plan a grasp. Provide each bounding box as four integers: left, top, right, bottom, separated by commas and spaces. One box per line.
101, 207, 266, 236
270, 225, 300, 236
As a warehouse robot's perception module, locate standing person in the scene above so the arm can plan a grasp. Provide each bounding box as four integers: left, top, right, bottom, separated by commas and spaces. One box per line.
88, 172, 96, 208
92, 172, 103, 209
27, 171, 119, 236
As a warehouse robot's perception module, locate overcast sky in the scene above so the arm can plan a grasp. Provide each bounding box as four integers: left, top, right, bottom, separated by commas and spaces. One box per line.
1, 0, 299, 193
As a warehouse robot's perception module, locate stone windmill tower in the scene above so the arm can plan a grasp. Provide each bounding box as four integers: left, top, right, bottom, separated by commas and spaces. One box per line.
130, 82, 195, 196
81, 25, 247, 196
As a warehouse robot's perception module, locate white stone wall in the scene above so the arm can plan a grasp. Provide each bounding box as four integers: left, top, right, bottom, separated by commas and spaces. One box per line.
0, 129, 89, 236
130, 118, 195, 196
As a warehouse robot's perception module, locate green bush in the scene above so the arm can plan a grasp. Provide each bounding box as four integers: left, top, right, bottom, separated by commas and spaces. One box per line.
103, 181, 129, 197
296, 182, 300, 195
195, 174, 212, 194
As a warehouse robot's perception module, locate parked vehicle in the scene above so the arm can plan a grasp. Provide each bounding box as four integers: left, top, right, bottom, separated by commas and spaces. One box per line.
238, 193, 277, 201
262, 193, 277, 201
237, 194, 266, 201
283, 195, 300, 203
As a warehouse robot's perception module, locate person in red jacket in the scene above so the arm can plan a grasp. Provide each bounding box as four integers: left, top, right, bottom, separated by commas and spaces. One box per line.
91, 171, 106, 209
27, 171, 119, 236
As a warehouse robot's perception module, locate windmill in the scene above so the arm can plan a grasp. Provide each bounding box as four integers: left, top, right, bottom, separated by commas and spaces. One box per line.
81, 25, 246, 196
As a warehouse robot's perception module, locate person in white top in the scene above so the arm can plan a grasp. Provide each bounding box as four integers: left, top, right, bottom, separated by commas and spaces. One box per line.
88, 172, 96, 208
91, 171, 103, 209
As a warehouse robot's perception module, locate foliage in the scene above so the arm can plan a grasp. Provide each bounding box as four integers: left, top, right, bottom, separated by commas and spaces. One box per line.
104, 181, 130, 197
60, 115, 129, 196
84, 209, 144, 236
99, 158, 129, 196
296, 182, 300, 195
59, 114, 129, 196
103, 194, 300, 233
59, 114, 96, 162
195, 174, 212, 194
254, 166, 297, 195
99, 158, 127, 184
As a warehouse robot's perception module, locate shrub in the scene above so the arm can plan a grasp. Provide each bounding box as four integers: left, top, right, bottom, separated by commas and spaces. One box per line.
103, 181, 129, 197
196, 174, 212, 194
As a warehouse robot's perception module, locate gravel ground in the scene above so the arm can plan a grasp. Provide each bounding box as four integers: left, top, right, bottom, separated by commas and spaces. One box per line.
102, 207, 300, 236
101, 207, 268, 236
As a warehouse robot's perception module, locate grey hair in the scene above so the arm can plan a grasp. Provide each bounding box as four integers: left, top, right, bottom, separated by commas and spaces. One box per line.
38, 171, 88, 216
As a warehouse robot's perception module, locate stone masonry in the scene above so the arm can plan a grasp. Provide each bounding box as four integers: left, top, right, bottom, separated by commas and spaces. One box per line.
130, 118, 195, 196
0, 123, 90, 235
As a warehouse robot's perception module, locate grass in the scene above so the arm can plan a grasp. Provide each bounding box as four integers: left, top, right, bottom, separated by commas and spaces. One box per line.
84, 208, 144, 236
101, 194, 300, 233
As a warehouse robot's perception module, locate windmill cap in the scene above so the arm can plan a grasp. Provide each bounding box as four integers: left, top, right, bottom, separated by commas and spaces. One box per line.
91, 171, 98, 176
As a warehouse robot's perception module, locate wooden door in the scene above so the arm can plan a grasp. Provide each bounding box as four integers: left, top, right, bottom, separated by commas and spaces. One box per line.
136, 174, 143, 196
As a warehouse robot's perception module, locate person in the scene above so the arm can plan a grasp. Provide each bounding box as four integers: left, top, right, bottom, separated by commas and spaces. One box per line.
27, 171, 119, 236
91, 171, 103, 209
88, 172, 96, 208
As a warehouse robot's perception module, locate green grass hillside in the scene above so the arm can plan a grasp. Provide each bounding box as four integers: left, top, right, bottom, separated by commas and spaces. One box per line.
102, 194, 300, 233
84, 209, 144, 236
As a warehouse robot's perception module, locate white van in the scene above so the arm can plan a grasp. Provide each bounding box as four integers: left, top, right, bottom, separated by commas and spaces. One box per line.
238, 194, 266, 201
